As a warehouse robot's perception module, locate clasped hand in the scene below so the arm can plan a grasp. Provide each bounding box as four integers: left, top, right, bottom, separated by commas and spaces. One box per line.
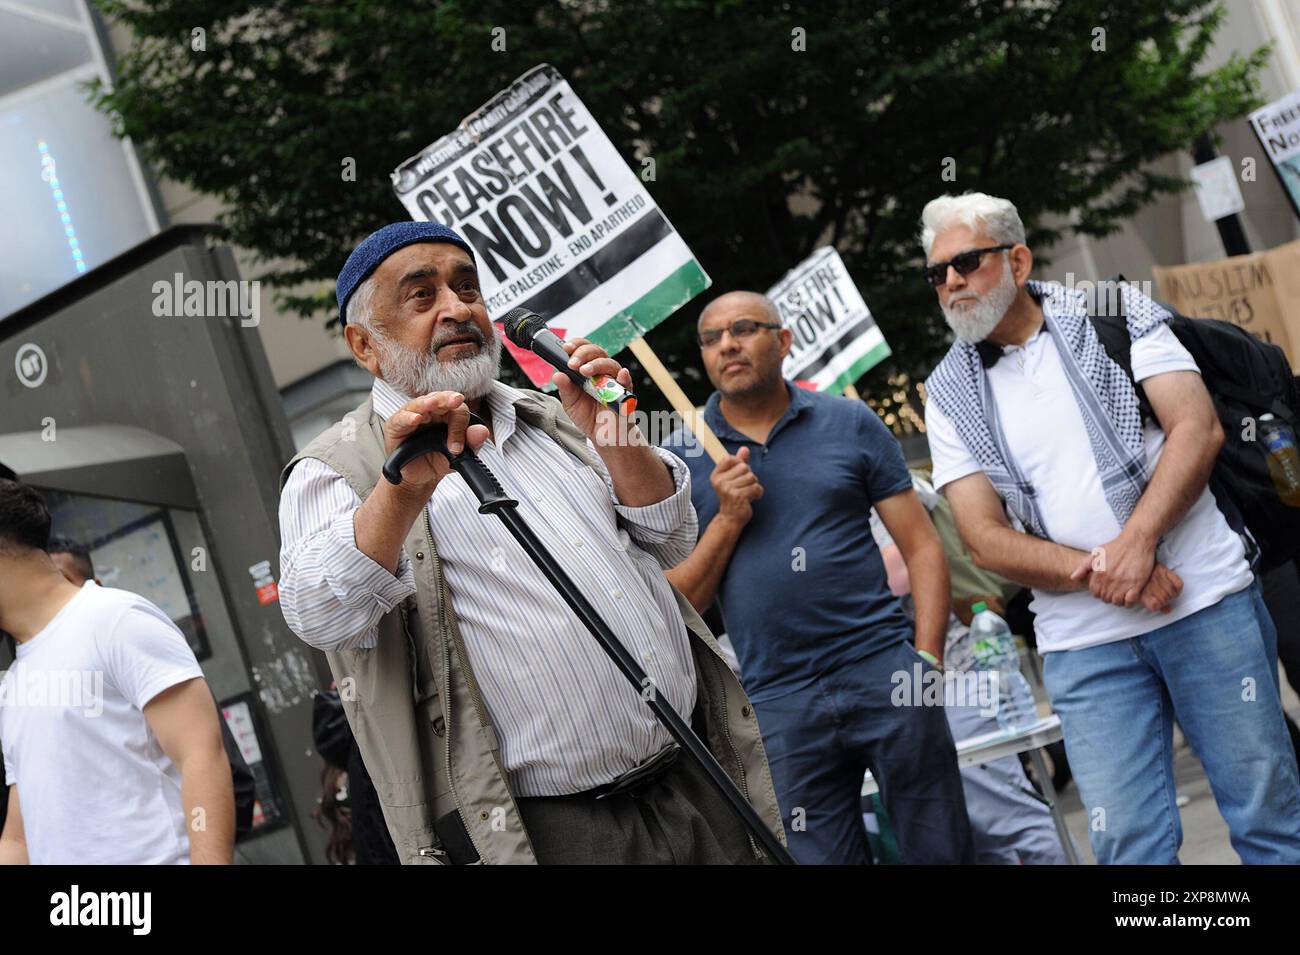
1069, 530, 1182, 613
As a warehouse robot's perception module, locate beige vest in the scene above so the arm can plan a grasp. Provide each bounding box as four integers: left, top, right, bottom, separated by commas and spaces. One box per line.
281, 389, 785, 864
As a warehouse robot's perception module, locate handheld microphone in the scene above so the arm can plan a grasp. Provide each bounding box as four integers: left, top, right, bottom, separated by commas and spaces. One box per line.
501, 307, 637, 415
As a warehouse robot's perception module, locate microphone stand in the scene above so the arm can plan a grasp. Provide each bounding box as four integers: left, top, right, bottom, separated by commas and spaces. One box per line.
384, 424, 796, 865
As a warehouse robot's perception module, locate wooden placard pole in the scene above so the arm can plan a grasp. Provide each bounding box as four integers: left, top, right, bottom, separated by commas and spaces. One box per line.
626, 336, 727, 464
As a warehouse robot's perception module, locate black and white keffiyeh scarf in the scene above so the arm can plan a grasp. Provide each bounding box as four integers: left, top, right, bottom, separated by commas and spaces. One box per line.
924, 279, 1171, 540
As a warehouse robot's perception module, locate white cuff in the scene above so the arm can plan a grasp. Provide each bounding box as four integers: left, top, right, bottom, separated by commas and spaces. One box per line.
612, 447, 693, 544
322, 511, 417, 612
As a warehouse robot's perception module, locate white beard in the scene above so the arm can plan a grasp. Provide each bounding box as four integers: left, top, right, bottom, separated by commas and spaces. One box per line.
941, 258, 1018, 343
375, 322, 503, 400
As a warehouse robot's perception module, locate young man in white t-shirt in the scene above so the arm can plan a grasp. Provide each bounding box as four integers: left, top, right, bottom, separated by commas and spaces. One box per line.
918, 193, 1300, 864
0, 479, 234, 864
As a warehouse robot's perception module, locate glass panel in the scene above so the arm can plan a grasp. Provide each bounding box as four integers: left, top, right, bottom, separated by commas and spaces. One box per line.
0, 75, 154, 315
9, 0, 85, 23
40, 490, 214, 661
0, 9, 93, 99
290, 388, 373, 449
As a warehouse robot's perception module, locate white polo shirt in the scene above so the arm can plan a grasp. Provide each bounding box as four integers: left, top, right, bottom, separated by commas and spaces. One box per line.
925, 322, 1252, 652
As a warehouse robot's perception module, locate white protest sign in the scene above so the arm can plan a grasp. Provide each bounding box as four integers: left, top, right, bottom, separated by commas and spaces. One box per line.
766, 246, 890, 393
1250, 89, 1300, 220
392, 64, 709, 386
1189, 155, 1244, 222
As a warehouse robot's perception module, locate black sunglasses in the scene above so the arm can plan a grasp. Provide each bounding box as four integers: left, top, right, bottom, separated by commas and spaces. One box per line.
923, 245, 1013, 287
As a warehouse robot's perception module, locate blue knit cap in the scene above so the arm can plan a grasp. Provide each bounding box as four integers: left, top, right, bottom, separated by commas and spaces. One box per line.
336, 222, 476, 325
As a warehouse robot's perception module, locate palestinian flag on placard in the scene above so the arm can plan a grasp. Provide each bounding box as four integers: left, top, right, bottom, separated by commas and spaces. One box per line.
767, 246, 891, 395
393, 64, 710, 387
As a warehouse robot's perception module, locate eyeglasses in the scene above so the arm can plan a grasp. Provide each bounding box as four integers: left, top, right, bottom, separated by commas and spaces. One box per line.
697, 319, 783, 348
922, 245, 1013, 287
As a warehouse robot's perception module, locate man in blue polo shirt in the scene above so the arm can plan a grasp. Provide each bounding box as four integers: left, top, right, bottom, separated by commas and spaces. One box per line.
663, 290, 972, 864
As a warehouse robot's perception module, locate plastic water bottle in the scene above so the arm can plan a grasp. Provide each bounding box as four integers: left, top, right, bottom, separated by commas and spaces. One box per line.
1259, 414, 1300, 507
969, 601, 1037, 733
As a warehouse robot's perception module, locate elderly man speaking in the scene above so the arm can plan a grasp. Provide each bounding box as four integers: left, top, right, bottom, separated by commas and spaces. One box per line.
278, 222, 783, 865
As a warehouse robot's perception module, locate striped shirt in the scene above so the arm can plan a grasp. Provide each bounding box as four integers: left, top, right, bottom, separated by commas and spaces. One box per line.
278, 377, 698, 796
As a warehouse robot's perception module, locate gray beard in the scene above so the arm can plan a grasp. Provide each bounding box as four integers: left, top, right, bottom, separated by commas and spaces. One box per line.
941, 259, 1018, 343
375, 323, 503, 400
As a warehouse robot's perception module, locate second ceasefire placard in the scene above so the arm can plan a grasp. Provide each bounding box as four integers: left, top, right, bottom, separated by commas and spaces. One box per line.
766, 246, 891, 393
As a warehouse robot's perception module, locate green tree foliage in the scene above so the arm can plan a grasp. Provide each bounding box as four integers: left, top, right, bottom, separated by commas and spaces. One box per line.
93, 0, 1266, 410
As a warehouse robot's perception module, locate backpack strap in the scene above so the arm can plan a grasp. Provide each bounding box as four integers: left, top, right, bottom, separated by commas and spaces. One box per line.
1086, 277, 1154, 421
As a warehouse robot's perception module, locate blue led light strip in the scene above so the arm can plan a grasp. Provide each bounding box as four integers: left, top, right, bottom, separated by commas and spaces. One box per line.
38, 139, 87, 275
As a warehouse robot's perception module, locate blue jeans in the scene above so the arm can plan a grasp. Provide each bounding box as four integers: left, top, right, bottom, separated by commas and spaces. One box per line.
750, 640, 974, 864
1042, 583, 1300, 864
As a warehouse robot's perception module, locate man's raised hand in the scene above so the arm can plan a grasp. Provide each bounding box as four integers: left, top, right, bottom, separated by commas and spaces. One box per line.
382, 391, 489, 494
711, 446, 764, 528
552, 337, 636, 441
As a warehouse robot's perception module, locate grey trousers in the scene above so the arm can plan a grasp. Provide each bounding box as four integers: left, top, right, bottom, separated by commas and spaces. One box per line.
944, 700, 1071, 864
515, 756, 771, 865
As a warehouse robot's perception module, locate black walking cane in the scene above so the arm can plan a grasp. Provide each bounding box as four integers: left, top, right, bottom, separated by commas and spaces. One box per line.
384, 423, 796, 865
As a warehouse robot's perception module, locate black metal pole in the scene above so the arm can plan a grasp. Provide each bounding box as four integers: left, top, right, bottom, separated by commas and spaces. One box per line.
383, 426, 796, 865
1193, 134, 1252, 257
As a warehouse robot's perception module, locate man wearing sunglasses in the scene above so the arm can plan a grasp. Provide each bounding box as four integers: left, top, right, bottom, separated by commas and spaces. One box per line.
921, 192, 1300, 864
661, 291, 973, 865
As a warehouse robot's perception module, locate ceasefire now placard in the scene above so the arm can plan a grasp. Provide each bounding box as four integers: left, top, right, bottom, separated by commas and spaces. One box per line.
392, 64, 709, 386
766, 246, 891, 393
